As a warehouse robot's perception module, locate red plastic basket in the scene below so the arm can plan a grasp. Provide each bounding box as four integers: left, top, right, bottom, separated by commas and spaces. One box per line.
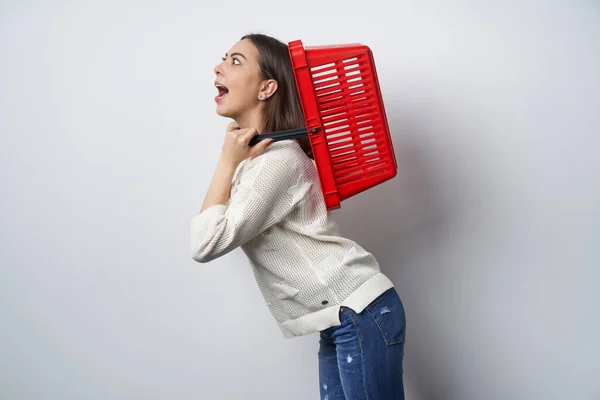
250, 39, 397, 210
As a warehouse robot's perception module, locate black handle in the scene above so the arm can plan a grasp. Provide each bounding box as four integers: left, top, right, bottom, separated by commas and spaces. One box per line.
249, 127, 309, 146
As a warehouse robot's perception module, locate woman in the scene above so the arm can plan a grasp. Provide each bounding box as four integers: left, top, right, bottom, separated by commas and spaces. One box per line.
190, 33, 406, 400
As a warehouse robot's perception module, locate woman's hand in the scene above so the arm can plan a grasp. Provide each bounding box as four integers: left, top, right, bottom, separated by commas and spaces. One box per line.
220, 121, 273, 166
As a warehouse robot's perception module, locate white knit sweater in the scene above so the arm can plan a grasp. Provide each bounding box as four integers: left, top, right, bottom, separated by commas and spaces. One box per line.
190, 139, 394, 338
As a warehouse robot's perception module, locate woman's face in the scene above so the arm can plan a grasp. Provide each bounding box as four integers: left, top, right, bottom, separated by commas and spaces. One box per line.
213, 39, 264, 121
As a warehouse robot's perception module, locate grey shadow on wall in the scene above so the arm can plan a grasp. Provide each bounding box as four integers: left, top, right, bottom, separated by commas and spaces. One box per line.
332, 111, 459, 400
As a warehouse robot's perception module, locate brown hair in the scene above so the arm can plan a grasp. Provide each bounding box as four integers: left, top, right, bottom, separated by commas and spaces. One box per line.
241, 33, 313, 159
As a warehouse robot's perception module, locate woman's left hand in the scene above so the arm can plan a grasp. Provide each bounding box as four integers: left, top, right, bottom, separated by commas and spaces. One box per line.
220, 121, 273, 166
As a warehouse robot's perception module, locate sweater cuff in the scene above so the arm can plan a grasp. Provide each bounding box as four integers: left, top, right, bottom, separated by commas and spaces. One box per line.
193, 204, 227, 222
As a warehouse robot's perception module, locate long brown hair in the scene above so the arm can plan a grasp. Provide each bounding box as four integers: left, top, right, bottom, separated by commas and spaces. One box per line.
241, 33, 313, 159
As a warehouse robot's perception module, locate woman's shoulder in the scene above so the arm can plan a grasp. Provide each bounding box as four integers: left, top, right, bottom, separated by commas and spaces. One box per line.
237, 140, 301, 182
264, 138, 304, 155
250, 139, 306, 168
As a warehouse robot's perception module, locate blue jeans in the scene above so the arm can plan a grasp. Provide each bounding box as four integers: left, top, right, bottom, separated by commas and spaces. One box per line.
318, 287, 406, 400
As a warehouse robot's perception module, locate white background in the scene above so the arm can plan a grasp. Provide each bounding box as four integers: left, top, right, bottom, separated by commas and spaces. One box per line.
1, 0, 599, 399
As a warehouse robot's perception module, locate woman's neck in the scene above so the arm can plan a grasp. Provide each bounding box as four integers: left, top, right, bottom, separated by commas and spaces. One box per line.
234, 108, 265, 134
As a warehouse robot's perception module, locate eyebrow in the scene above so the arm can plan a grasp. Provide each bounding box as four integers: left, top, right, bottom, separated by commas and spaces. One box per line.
225, 52, 247, 60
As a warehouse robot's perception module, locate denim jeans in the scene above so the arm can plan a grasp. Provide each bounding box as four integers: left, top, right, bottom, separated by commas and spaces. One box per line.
318, 287, 406, 400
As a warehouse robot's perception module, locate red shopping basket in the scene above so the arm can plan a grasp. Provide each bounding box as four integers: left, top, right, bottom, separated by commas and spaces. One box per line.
249, 39, 397, 210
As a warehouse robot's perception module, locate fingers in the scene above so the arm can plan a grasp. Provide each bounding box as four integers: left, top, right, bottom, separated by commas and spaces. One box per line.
241, 128, 259, 142
234, 129, 254, 147
249, 137, 273, 157
226, 124, 256, 144
231, 127, 258, 147
224, 124, 266, 152
227, 121, 240, 132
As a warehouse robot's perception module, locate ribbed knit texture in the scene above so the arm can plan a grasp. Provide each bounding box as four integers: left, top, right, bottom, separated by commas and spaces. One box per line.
190, 139, 394, 338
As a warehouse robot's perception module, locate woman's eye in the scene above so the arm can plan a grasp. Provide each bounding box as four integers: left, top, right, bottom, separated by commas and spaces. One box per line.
232, 58, 241, 65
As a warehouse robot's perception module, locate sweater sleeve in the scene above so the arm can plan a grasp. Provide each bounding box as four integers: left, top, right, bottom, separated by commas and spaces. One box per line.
190, 154, 310, 263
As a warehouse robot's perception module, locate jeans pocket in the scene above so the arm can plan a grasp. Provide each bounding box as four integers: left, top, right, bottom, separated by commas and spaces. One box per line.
365, 288, 406, 345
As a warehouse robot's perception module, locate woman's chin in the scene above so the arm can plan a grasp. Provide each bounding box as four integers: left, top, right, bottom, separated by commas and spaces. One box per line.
215, 105, 230, 118
216, 106, 240, 121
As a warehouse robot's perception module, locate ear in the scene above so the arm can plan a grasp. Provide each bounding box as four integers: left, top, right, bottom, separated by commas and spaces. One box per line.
258, 79, 278, 100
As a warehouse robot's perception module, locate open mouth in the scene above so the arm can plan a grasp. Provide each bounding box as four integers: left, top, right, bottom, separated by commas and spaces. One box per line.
215, 83, 229, 102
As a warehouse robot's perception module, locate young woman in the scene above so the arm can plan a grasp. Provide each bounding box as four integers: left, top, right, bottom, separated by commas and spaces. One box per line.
190, 33, 407, 400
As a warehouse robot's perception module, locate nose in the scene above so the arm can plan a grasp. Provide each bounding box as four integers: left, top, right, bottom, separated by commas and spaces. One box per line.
214, 61, 224, 76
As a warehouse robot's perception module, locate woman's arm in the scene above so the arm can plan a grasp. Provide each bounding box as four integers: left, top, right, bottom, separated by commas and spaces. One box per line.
199, 157, 238, 213
200, 122, 272, 213
190, 154, 309, 263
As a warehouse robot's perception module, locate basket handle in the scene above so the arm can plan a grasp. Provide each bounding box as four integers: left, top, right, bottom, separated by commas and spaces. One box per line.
249, 127, 309, 146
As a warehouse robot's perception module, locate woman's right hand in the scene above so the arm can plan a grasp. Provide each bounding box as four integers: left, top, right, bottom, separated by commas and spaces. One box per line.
220, 121, 272, 166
